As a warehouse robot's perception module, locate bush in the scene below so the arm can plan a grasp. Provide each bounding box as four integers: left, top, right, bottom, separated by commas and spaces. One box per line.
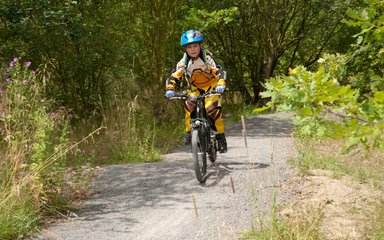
260, 54, 384, 152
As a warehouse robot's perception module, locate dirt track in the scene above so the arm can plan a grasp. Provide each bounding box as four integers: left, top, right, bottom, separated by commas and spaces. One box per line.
35, 112, 294, 240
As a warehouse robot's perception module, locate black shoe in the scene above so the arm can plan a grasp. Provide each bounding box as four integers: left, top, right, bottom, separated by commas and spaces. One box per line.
184, 132, 191, 145
216, 133, 227, 153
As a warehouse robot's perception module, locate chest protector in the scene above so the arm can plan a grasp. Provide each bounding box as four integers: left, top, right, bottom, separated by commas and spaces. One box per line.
183, 49, 217, 89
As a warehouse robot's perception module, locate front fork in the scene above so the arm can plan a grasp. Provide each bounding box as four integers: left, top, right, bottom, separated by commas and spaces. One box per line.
191, 119, 216, 157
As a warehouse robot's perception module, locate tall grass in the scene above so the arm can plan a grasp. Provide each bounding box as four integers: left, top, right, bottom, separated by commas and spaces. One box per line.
243, 210, 323, 240
99, 95, 161, 163
97, 90, 184, 164
0, 57, 93, 239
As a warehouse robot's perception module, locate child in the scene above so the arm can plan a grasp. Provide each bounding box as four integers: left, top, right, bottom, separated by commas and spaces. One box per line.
165, 30, 227, 153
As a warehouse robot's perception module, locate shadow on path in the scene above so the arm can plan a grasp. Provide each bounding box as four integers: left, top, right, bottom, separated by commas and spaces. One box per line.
225, 113, 293, 138
203, 162, 270, 187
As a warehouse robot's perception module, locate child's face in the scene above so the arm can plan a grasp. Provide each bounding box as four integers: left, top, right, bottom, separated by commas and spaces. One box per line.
185, 43, 201, 58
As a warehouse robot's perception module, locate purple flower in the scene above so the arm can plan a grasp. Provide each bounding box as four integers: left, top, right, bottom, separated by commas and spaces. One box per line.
31, 70, 36, 75
25, 61, 31, 67
0, 88, 2, 94
6, 78, 11, 83
9, 62, 14, 68
13, 57, 18, 62
22, 80, 28, 84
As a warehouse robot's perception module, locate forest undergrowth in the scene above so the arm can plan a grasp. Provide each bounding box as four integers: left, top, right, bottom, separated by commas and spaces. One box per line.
0, 57, 188, 239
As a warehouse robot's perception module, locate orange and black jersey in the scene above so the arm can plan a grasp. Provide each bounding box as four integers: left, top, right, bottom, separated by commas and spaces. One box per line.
166, 49, 227, 91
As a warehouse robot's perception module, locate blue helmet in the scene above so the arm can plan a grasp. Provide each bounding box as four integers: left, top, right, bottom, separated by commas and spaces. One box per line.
180, 30, 204, 47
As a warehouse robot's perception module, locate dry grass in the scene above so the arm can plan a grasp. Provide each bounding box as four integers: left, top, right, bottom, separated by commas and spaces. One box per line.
283, 139, 384, 239
244, 135, 384, 239
301, 139, 384, 189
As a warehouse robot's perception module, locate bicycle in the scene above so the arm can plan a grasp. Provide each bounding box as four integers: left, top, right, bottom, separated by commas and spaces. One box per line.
169, 91, 221, 183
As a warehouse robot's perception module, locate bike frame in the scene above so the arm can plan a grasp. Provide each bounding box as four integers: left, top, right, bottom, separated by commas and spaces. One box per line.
169, 91, 220, 182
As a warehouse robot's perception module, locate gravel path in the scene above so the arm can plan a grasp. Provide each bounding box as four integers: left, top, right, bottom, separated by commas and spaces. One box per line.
35, 112, 295, 240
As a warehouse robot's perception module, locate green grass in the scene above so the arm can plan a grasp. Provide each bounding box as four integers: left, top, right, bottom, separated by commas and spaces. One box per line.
242, 223, 322, 240
223, 102, 261, 125
291, 139, 384, 186
242, 204, 323, 240
290, 146, 353, 178
0, 193, 38, 240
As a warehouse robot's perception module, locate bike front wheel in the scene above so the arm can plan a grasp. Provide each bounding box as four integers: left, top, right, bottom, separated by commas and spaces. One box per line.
191, 129, 207, 183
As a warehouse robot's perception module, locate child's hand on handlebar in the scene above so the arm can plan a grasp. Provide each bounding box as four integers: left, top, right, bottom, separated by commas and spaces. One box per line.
165, 90, 175, 98
216, 86, 225, 93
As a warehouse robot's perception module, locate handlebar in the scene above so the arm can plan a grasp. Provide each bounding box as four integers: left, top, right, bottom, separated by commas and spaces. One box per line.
168, 91, 222, 101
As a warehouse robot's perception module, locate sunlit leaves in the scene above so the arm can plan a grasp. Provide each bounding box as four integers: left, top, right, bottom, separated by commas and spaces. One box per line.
260, 54, 384, 151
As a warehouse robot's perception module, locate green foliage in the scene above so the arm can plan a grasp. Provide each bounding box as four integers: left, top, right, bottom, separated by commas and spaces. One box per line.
0, 0, 380, 237
181, 7, 239, 31
344, 0, 384, 93
258, 0, 384, 152
0, 57, 73, 239
261, 55, 358, 137
0, 198, 37, 240
346, 89, 384, 151
1, 1, 131, 115
0, 1, 184, 118
181, 0, 355, 104
260, 54, 384, 151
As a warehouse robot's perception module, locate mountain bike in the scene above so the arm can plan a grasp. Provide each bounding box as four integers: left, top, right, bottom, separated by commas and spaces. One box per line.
169, 91, 221, 183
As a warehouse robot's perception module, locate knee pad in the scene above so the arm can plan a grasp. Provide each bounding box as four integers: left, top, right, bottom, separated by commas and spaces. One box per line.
184, 100, 196, 113
206, 101, 222, 121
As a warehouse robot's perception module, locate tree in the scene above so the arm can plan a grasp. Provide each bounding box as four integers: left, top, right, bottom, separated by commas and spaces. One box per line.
0, 1, 181, 116
182, 0, 357, 104
344, 0, 384, 93
0, 1, 128, 115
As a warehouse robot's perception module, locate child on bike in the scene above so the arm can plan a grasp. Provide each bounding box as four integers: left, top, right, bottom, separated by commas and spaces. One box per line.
165, 30, 228, 153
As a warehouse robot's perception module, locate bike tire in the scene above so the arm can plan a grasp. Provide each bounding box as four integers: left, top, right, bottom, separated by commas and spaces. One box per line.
192, 129, 207, 183
208, 139, 217, 163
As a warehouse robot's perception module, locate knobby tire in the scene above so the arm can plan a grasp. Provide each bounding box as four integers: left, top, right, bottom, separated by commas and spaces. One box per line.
208, 133, 217, 163
192, 129, 207, 183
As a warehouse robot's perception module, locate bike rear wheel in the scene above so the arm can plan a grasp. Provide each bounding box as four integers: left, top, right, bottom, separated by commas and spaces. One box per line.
208, 139, 217, 163
191, 129, 207, 183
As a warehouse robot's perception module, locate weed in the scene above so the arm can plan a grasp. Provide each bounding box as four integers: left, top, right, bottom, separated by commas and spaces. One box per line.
290, 140, 353, 177
242, 203, 323, 240
0, 58, 98, 239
